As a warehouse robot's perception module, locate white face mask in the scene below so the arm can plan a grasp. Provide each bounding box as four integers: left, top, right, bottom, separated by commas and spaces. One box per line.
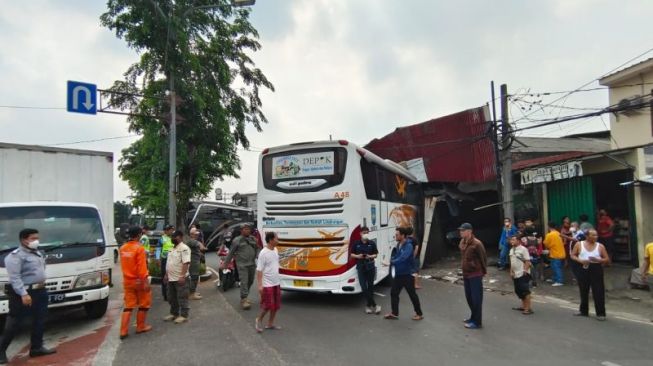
361, 233, 369, 241
27, 240, 40, 250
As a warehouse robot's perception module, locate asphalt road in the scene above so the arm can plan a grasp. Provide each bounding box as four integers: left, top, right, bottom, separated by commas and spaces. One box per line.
112, 252, 652, 366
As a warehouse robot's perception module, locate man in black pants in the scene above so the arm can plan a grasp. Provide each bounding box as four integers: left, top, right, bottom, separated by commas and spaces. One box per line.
351, 227, 381, 314
384, 227, 423, 320
0, 229, 56, 364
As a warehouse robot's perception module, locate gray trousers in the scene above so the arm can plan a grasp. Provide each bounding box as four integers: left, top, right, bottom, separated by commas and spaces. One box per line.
238, 264, 256, 300
167, 280, 189, 318
189, 273, 200, 294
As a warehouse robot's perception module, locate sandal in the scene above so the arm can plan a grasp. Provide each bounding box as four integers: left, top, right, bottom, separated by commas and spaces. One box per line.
265, 325, 282, 330
511, 307, 525, 311
383, 313, 399, 320
254, 318, 263, 333
522, 310, 534, 315
412, 315, 424, 321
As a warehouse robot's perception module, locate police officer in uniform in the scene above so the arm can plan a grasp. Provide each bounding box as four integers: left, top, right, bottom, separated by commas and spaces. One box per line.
0, 228, 56, 364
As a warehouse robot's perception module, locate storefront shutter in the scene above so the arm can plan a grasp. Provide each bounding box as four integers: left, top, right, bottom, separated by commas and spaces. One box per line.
547, 176, 596, 226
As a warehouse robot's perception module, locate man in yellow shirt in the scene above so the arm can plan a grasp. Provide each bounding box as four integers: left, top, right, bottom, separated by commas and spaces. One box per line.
543, 222, 566, 287
641, 241, 653, 321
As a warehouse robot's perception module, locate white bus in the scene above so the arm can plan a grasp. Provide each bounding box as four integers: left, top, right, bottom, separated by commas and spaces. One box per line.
257, 140, 421, 294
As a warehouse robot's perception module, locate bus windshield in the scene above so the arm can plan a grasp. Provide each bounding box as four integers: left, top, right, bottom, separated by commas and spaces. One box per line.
261, 147, 348, 193
0, 206, 105, 252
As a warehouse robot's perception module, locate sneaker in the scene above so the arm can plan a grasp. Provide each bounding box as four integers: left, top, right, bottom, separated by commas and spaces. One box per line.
374, 305, 382, 314
552, 282, 564, 287
174, 316, 188, 324
596, 316, 607, 321
241, 299, 251, 310
163, 314, 176, 322
464, 322, 481, 329
365, 307, 373, 314
190, 293, 203, 300
545, 279, 554, 283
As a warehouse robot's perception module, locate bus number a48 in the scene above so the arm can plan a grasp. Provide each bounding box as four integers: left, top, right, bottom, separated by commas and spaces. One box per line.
334, 192, 350, 199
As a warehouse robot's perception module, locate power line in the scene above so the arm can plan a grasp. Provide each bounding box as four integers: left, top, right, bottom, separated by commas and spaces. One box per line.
46, 135, 138, 146
0, 105, 65, 110
510, 46, 653, 125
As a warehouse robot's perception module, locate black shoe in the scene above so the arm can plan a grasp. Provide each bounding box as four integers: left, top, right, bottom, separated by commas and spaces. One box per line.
29, 347, 56, 358
0, 352, 7, 364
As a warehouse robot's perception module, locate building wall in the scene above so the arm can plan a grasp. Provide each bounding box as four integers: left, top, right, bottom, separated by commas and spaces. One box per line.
632, 148, 653, 262
607, 72, 653, 149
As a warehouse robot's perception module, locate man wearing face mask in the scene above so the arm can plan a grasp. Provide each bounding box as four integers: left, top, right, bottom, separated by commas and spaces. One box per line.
351, 227, 380, 314
0, 229, 56, 364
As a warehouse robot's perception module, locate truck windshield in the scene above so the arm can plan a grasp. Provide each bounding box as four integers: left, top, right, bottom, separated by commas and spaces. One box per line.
0, 206, 104, 252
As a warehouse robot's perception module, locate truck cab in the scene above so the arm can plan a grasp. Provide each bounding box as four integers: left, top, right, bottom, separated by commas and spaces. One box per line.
0, 202, 112, 327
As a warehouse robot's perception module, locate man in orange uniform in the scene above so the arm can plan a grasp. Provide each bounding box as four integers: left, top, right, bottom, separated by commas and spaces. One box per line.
119, 226, 153, 340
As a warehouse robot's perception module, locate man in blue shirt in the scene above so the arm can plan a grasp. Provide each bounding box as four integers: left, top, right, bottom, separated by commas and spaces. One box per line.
0, 229, 56, 364
498, 218, 518, 270
384, 227, 423, 320
351, 227, 380, 314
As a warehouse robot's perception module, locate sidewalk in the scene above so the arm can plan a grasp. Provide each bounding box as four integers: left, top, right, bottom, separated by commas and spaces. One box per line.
421, 254, 653, 322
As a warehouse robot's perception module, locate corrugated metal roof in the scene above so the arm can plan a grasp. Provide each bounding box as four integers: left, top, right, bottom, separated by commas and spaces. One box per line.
365, 106, 496, 183
512, 151, 593, 171
512, 137, 610, 153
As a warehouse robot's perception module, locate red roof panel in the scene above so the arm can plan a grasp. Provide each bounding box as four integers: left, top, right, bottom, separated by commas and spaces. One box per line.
365, 106, 496, 183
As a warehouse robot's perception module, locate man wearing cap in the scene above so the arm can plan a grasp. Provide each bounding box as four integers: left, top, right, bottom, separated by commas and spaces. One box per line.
159, 225, 174, 301
119, 226, 152, 339
222, 223, 259, 310
0, 229, 56, 364
458, 223, 487, 329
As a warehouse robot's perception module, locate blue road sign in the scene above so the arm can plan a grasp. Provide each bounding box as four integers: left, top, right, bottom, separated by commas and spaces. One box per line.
67, 80, 97, 115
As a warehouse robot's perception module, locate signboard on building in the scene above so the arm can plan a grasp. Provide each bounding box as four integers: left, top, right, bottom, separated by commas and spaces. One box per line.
520, 161, 583, 185
645, 145, 653, 175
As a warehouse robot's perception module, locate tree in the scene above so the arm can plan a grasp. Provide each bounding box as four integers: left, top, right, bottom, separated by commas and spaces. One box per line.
101, 0, 273, 226
114, 200, 133, 227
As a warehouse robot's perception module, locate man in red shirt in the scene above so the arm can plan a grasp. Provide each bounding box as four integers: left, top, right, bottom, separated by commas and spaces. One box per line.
597, 209, 615, 262
119, 226, 152, 340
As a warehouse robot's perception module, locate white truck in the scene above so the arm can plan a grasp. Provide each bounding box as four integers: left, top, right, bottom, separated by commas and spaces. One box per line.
0, 142, 114, 328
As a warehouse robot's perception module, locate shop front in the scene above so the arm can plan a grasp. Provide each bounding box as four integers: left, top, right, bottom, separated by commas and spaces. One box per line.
519, 149, 646, 266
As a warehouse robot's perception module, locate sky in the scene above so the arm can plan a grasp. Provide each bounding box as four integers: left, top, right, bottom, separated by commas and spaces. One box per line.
1, 0, 653, 203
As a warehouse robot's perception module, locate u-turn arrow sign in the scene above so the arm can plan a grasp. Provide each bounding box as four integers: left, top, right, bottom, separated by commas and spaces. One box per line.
67, 80, 97, 115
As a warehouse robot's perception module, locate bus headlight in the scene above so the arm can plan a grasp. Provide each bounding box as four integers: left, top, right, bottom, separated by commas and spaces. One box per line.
74, 271, 106, 289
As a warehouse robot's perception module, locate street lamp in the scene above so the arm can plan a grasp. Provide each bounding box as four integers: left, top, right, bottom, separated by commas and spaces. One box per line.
150, 0, 255, 226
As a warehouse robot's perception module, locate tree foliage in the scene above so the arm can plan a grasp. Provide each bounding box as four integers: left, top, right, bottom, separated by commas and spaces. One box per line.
101, 0, 273, 224
114, 200, 133, 227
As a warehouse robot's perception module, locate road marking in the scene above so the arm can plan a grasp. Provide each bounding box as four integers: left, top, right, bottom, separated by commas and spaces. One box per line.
601, 361, 622, 366
614, 316, 653, 326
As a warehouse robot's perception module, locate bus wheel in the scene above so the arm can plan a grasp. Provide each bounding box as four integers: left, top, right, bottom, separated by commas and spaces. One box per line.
85, 298, 109, 319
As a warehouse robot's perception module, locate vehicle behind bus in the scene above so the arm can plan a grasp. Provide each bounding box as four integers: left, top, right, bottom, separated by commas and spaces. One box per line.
257, 140, 421, 294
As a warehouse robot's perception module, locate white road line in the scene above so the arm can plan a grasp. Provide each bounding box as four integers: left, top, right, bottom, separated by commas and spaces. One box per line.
601, 361, 622, 366
614, 316, 653, 326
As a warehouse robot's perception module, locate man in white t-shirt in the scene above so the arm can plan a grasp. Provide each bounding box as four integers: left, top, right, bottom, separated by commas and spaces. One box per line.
509, 234, 533, 315
163, 231, 191, 324
254, 232, 281, 333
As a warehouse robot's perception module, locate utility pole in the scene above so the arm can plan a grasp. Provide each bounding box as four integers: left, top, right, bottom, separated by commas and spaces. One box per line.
168, 74, 177, 226
500, 84, 514, 221
490, 81, 504, 221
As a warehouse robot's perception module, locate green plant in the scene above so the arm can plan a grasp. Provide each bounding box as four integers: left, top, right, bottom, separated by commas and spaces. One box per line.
148, 258, 162, 277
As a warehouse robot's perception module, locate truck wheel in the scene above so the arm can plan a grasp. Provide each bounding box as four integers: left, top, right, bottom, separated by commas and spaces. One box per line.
85, 298, 109, 319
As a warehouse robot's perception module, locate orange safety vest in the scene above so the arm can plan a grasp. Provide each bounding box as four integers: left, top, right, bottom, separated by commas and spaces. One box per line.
120, 240, 149, 283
